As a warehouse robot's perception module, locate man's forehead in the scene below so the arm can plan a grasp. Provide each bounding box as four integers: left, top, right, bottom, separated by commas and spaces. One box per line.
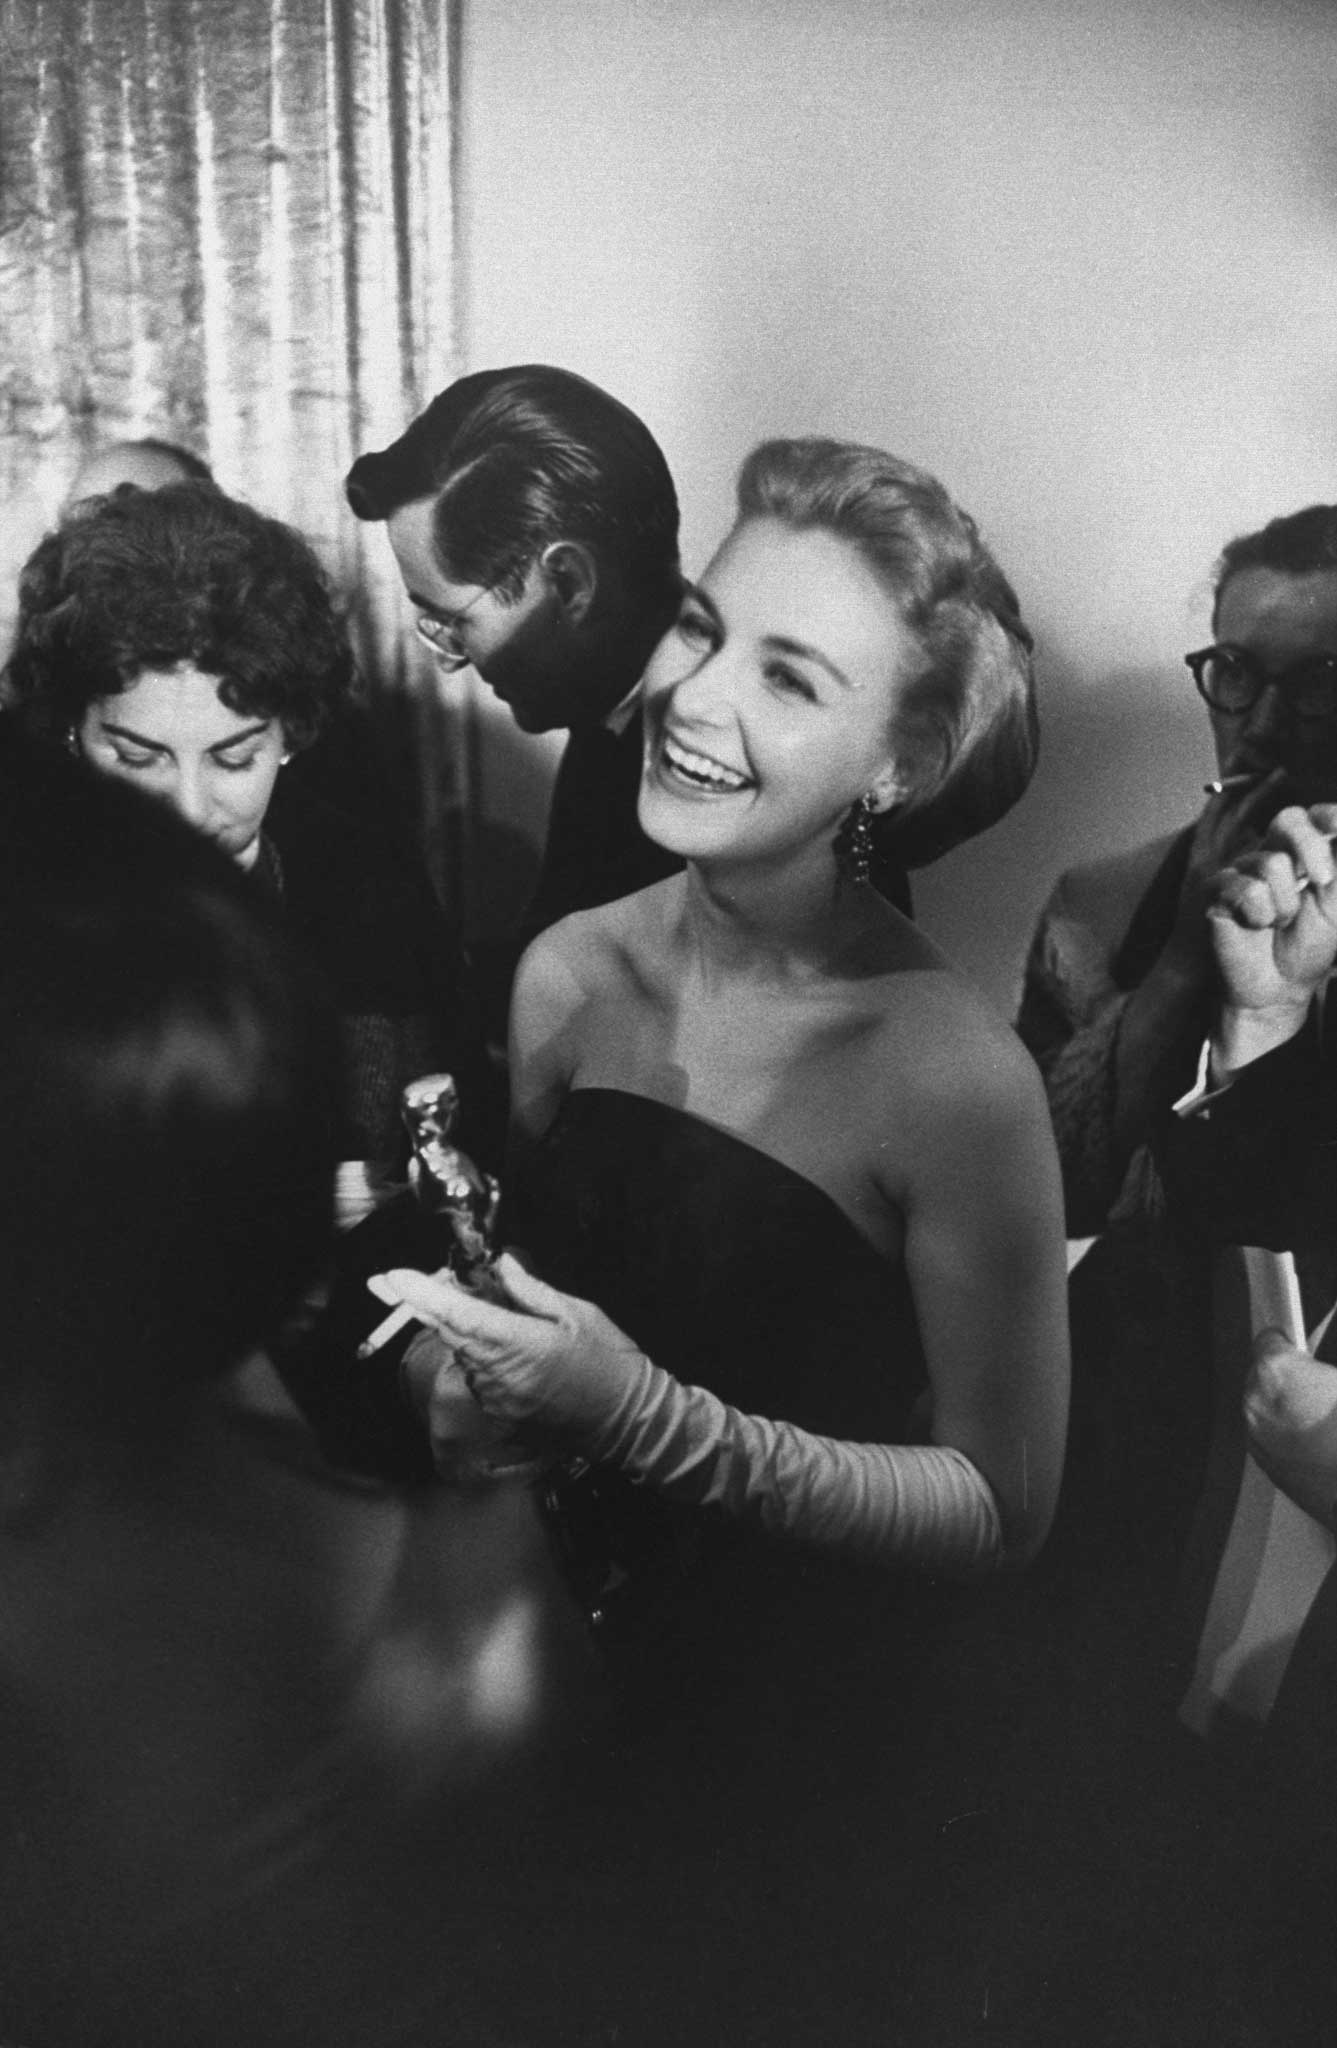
386, 499, 475, 606
1217, 568, 1337, 647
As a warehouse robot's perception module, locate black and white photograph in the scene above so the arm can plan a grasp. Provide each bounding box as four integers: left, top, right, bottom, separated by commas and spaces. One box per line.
1, 3, 1336, 2041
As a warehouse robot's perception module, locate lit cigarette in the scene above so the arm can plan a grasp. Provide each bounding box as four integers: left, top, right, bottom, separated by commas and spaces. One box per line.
1204, 773, 1257, 795
356, 1302, 419, 1359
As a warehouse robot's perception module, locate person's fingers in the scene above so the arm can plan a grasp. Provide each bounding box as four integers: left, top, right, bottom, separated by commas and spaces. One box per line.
1209, 871, 1281, 930
432, 1348, 485, 1408
1251, 848, 1304, 924
1246, 1328, 1311, 1421
1252, 1325, 1303, 1368
1260, 801, 1310, 844
1263, 807, 1337, 894
1302, 841, 1337, 898
370, 1265, 492, 1339
1245, 1334, 1291, 1429
492, 1250, 569, 1321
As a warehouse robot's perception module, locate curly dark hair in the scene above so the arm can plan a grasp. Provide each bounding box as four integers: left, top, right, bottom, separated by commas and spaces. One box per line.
4, 482, 358, 750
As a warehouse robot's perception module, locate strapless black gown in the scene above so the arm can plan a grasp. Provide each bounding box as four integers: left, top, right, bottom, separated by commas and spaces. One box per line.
504, 1091, 1033, 2042
514, 1088, 926, 1441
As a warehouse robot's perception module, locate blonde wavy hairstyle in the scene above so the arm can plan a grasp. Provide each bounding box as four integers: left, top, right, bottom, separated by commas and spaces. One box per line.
736, 439, 1038, 869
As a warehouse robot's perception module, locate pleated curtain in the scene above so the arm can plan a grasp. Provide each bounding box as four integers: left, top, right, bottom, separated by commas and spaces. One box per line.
0, 0, 474, 913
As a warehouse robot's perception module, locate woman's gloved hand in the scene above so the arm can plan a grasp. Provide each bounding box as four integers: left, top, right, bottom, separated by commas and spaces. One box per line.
370, 1252, 650, 1449
373, 1258, 1004, 1572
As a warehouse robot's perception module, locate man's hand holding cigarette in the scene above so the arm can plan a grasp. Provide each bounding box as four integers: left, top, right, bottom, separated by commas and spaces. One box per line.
1207, 802, 1337, 1074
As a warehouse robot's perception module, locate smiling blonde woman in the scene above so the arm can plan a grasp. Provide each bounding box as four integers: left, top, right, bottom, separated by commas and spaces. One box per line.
372, 438, 1071, 2039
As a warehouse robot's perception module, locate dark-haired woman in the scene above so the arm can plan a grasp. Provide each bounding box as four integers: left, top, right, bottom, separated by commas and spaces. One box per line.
4, 479, 482, 1182
375, 439, 1070, 2037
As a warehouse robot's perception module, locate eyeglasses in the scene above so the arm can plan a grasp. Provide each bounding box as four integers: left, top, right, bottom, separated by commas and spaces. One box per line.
413, 585, 493, 671
1185, 644, 1337, 721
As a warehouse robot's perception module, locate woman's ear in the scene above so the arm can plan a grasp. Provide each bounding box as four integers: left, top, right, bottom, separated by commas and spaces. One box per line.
538, 540, 598, 627
867, 764, 908, 816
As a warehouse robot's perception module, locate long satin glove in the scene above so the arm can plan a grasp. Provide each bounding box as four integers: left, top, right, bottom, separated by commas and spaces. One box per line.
584, 1348, 1002, 1574
373, 1257, 1002, 1574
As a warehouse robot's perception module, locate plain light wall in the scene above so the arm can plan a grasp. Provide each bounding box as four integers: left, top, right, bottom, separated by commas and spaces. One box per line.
456, 0, 1337, 1011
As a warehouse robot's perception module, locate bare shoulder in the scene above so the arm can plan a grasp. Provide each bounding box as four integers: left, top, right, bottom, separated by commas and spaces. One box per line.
512, 877, 683, 1033
507, 911, 615, 1137
865, 947, 1050, 1133
849, 961, 1058, 1233
512, 913, 603, 1026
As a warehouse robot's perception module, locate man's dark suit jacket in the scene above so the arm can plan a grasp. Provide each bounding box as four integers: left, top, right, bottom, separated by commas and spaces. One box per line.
1157, 1018, 1337, 1262
518, 709, 679, 949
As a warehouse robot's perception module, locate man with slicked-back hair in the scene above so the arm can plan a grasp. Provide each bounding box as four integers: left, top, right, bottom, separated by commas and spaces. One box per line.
347, 366, 685, 1000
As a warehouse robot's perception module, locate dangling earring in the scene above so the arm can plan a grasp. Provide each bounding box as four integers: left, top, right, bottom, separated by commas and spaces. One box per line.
834, 791, 878, 886
65, 726, 80, 758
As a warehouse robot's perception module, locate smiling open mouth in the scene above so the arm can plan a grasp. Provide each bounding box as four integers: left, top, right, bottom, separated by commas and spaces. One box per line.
662, 732, 753, 792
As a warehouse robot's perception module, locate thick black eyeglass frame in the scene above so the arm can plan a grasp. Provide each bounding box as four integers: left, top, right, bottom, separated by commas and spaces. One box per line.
1185, 643, 1337, 718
